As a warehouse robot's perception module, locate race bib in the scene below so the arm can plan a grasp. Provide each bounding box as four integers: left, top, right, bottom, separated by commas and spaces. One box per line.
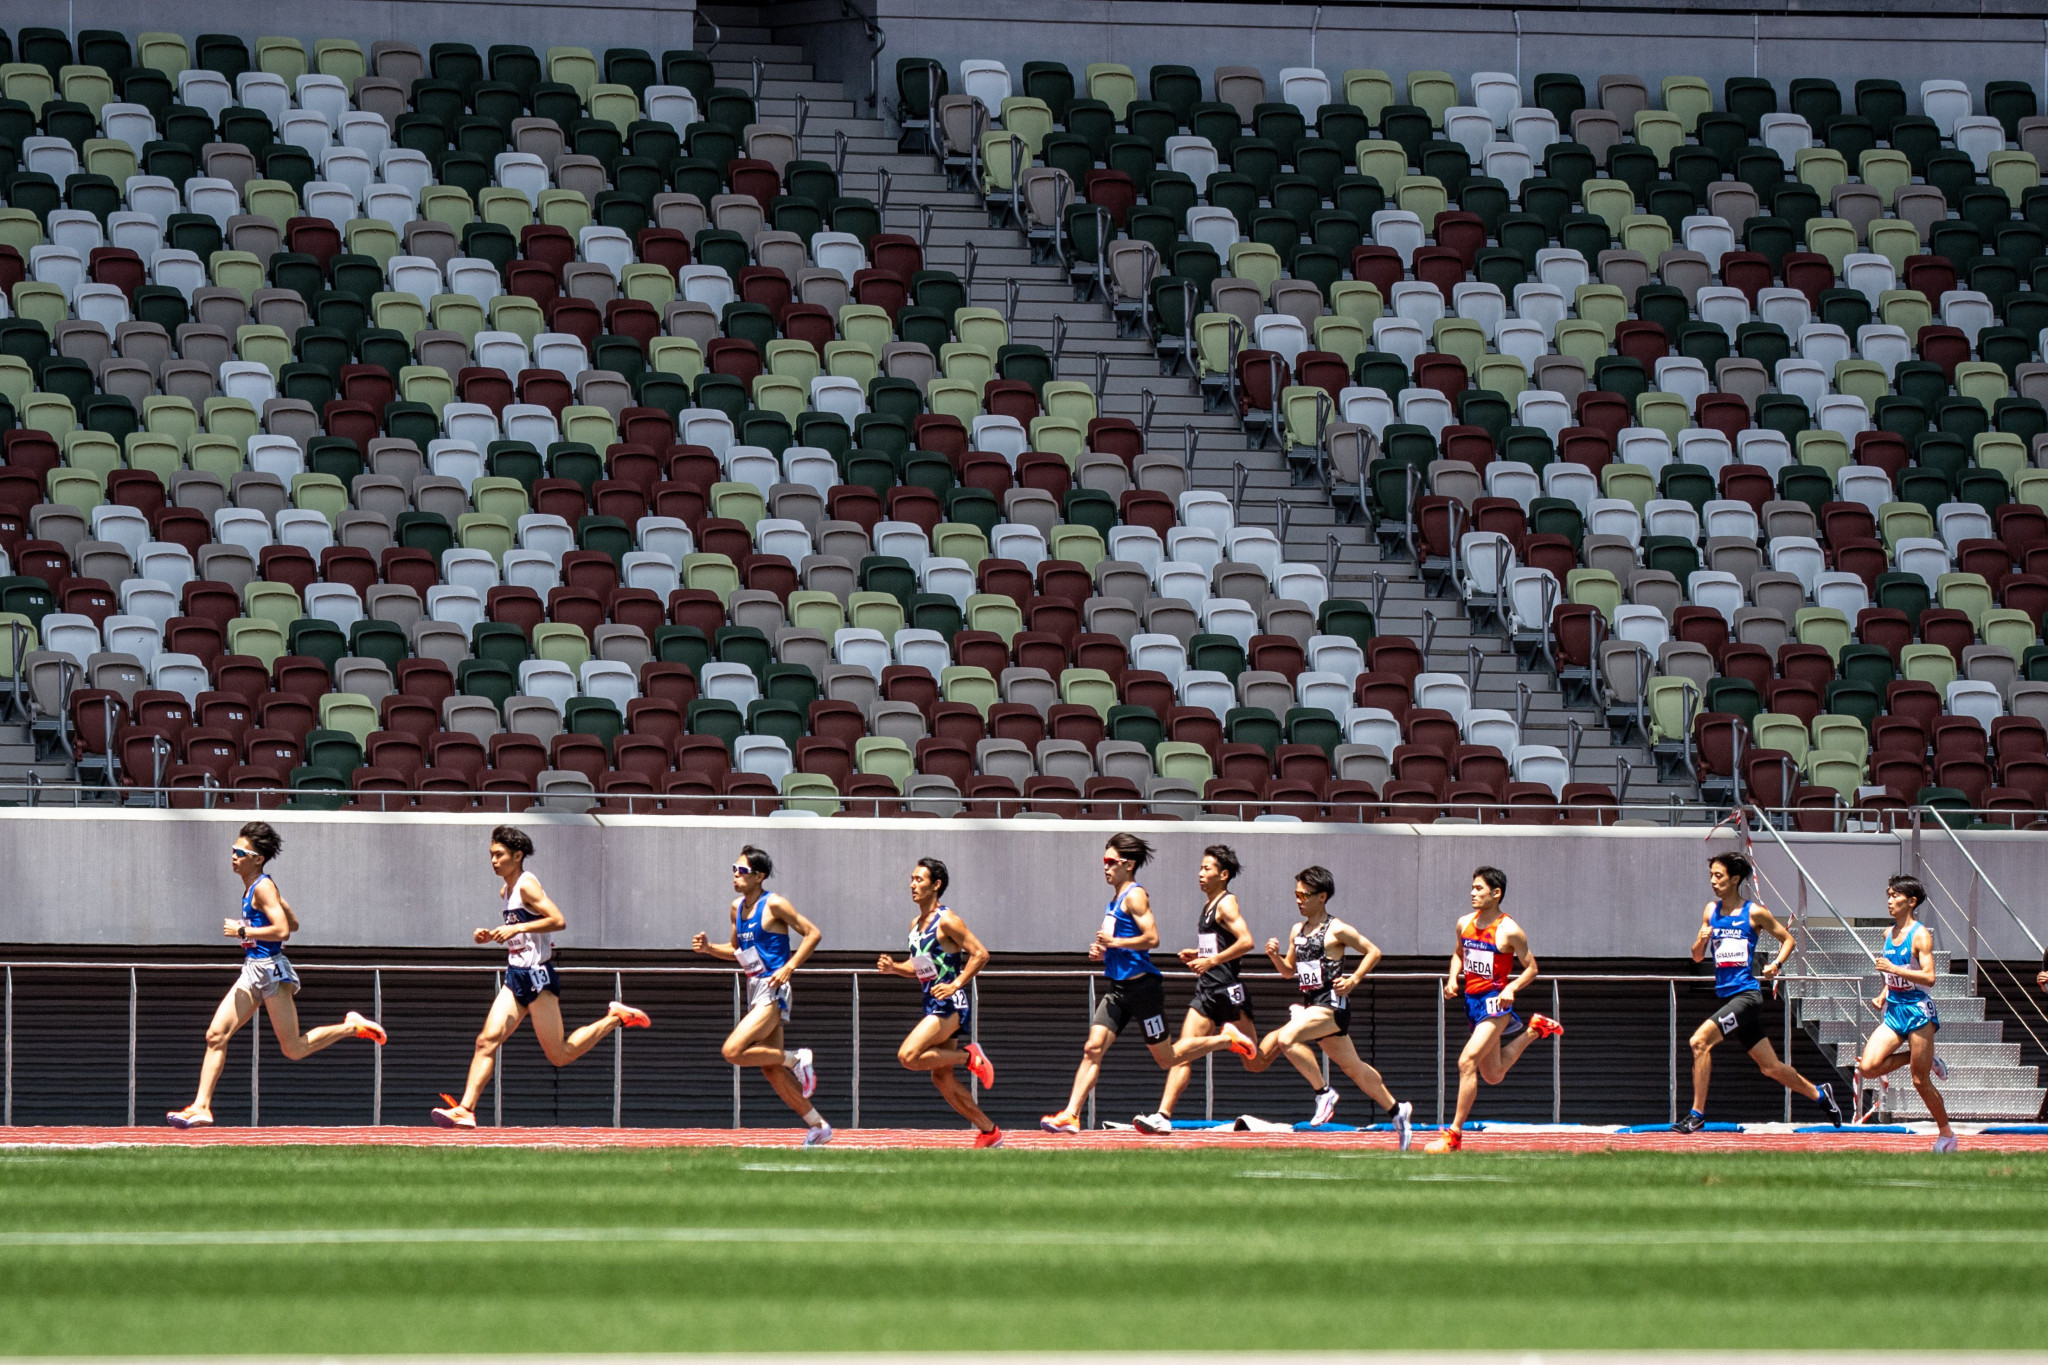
1197, 932, 1219, 957
1713, 935, 1751, 968
1100, 914, 1117, 940
910, 953, 938, 982
1484, 994, 1507, 1017
1296, 958, 1326, 990
1226, 983, 1246, 1004
1462, 945, 1495, 979
736, 946, 764, 976
1881, 970, 1912, 992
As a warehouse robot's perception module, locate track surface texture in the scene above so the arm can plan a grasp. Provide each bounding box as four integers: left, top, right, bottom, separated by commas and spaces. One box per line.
3, 1140, 2048, 1354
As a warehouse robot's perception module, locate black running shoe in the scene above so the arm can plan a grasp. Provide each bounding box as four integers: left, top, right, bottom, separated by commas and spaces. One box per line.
1672, 1111, 1706, 1134
1815, 1081, 1844, 1127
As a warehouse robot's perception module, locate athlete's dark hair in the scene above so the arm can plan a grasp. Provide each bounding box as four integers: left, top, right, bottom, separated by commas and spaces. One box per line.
1202, 844, 1240, 881
1296, 865, 1336, 900
915, 856, 949, 896
1887, 874, 1926, 908
1709, 852, 1753, 884
1105, 832, 1152, 869
490, 825, 534, 858
738, 845, 773, 877
238, 821, 282, 863
1472, 865, 1507, 903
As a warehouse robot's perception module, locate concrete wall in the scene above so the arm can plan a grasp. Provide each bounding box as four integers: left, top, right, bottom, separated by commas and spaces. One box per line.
10, 807, 2034, 960
0, 1, 700, 61
852, 0, 2048, 123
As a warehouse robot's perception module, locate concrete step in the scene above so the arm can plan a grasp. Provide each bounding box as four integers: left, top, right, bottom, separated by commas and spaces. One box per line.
1832, 1040, 2026, 1068
1871, 1089, 2047, 1121
1814, 1017, 2005, 1044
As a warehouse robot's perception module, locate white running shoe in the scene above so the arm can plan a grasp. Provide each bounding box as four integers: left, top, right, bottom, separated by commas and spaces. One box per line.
1932, 1053, 1948, 1082
1132, 1111, 1172, 1135
792, 1047, 817, 1099
1394, 1100, 1414, 1152
1932, 1133, 1958, 1154
1310, 1088, 1339, 1126
803, 1121, 834, 1147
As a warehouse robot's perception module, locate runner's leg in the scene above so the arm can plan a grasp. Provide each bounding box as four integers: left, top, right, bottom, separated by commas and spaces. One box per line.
525, 990, 622, 1066
1746, 1037, 1820, 1100
457, 988, 528, 1111
1856, 1023, 1908, 1079
1320, 1033, 1398, 1112
1059, 1024, 1118, 1116
1687, 1016, 1723, 1114
897, 1011, 970, 1072
1451, 1017, 1508, 1130
1491, 1015, 1546, 1078
1906, 1026, 1953, 1136
189, 986, 259, 1110
1156, 1008, 1214, 1116
1275, 1010, 1338, 1088
720, 1002, 791, 1069
260, 988, 359, 1059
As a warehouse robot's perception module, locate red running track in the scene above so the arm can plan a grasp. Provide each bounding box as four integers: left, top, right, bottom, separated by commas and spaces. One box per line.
2, 1126, 2045, 1152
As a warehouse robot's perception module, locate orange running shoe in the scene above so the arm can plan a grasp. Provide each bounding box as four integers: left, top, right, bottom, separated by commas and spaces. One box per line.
965, 1042, 995, 1089
1039, 1111, 1080, 1134
345, 1011, 387, 1044
165, 1105, 212, 1129
1221, 1022, 1256, 1058
1423, 1130, 1463, 1154
608, 1001, 652, 1028
431, 1094, 477, 1129
974, 1126, 1005, 1148
1527, 1013, 1564, 1039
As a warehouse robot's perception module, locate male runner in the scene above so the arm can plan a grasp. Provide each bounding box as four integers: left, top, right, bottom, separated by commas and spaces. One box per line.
1249, 865, 1414, 1146
693, 845, 833, 1145
1673, 852, 1843, 1133
1133, 844, 1266, 1134
875, 856, 1002, 1146
167, 821, 386, 1127
432, 826, 651, 1127
1424, 866, 1563, 1153
1040, 833, 1254, 1134
1853, 875, 1956, 1151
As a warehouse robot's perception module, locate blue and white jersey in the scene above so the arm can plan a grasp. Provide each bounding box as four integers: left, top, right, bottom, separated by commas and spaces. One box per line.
1101, 884, 1158, 981
1706, 899, 1761, 997
736, 893, 792, 978
1881, 922, 1931, 1003
240, 875, 283, 960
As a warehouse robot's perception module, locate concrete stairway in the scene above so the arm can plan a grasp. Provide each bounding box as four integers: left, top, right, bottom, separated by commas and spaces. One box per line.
1789, 919, 2044, 1121
705, 2, 1679, 807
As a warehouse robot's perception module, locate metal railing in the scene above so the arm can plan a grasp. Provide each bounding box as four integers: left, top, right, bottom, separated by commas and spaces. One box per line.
10, 780, 2048, 832
0, 961, 1878, 1131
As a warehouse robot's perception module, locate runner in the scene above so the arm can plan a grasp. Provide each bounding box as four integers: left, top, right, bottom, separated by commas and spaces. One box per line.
167, 821, 387, 1128
1040, 833, 1255, 1134
1246, 865, 1414, 1147
1673, 852, 1843, 1134
692, 845, 833, 1146
1853, 875, 1957, 1152
1424, 866, 1563, 1153
430, 826, 651, 1128
1133, 844, 1266, 1134
874, 856, 1002, 1147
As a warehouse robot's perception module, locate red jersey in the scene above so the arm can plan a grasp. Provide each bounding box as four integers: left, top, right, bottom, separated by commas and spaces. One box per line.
1457, 911, 1518, 996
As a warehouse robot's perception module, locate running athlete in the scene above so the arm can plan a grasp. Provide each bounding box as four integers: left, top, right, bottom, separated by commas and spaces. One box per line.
430, 827, 651, 1128
1674, 852, 1843, 1133
1424, 866, 1563, 1153
874, 856, 1001, 1147
1041, 833, 1255, 1134
1134, 844, 1266, 1134
1853, 875, 1956, 1152
1247, 865, 1414, 1146
167, 821, 386, 1127
692, 845, 833, 1145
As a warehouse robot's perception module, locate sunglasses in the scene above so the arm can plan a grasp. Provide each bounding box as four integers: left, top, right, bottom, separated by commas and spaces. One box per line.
1102, 854, 1128, 866
732, 863, 755, 874
230, 847, 256, 859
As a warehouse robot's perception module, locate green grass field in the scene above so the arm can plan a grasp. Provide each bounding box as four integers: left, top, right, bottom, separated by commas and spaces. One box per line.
2, 1146, 2045, 1353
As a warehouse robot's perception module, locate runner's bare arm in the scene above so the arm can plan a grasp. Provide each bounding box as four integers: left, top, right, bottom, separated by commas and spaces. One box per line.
691, 902, 741, 959
1330, 918, 1382, 994
771, 897, 824, 979
1690, 903, 1714, 962
1881, 925, 1939, 988
240, 879, 292, 943
1443, 928, 1464, 999
1500, 922, 1539, 1003
1200, 895, 1255, 972
1105, 887, 1159, 951
1750, 905, 1795, 978
484, 877, 566, 942
933, 909, 990, 1000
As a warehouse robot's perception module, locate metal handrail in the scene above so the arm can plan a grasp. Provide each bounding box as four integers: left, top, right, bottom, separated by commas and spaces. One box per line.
1922, 804, 2044, 956
838, 0, 885, 114
1745, 802, 1877, 957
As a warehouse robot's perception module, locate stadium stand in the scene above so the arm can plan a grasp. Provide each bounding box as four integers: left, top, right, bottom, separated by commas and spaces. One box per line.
0, 15, 2041, 830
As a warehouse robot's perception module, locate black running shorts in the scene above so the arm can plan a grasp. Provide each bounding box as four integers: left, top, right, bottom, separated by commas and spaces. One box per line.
1094, 973, 1169, 1042
1709, 990, 1769, 1049
1191, 973, 1254, 1025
